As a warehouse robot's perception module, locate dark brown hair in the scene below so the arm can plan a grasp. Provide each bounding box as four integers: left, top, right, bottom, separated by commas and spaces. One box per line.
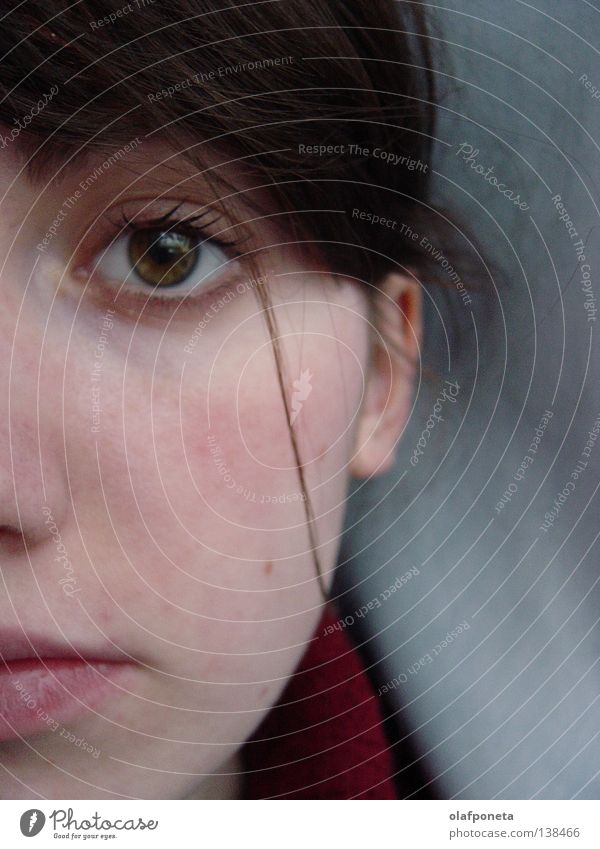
0, 0, 456, 595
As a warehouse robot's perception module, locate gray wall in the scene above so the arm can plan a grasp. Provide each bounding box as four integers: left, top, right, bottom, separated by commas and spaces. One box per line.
337, 0, 600, 799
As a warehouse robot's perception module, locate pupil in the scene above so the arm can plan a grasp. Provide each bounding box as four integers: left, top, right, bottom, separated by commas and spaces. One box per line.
150, 233, 185, 265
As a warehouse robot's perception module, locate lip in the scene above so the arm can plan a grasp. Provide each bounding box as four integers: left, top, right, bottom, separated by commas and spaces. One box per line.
0, 629, 134, 743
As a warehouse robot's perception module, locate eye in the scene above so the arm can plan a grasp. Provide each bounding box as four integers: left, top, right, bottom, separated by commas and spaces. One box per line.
94, 225, 231, 296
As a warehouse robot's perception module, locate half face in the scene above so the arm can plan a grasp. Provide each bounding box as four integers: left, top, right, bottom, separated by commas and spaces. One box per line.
0, 137, 375, 798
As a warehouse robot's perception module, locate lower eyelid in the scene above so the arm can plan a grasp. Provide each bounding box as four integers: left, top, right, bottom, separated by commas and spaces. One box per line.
139, 280, 235, 311
86, 266, 246, 320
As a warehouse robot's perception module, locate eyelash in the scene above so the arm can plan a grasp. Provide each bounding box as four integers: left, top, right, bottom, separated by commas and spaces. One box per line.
114, 201, 241, 251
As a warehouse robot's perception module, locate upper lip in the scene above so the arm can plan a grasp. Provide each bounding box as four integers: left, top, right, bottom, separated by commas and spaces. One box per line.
0, 627, 129, 665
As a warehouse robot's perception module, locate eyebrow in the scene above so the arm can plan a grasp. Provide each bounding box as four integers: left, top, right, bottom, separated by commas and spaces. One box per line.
5, 127, 169, 194
2, 128, 96, 187
4, 129, 237, 221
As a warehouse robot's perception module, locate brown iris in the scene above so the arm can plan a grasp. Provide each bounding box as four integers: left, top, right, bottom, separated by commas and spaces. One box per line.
128, 228, 198, 287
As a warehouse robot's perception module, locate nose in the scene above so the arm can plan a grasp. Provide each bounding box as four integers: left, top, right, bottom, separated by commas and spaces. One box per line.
0, 419, 67, 551
0, 293, 68, 553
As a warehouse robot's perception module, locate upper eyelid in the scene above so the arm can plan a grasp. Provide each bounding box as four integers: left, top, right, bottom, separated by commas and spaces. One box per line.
104, 204, 241, 251
116, 202, 213, 229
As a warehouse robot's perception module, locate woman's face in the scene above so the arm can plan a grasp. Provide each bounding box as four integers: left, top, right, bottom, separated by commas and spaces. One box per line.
0, 138, 375, 798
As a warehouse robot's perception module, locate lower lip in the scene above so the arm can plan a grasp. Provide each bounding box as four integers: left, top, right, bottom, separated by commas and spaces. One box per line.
0, 659, 132, 742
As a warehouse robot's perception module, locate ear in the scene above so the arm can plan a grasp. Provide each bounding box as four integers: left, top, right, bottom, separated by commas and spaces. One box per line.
350, 271, 422, 479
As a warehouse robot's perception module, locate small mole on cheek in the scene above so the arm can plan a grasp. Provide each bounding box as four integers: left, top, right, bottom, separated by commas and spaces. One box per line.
264, 561, 273, 576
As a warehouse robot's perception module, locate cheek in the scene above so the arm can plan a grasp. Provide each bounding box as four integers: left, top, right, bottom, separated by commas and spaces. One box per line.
58, 285, 367, 602
174, 300, 368, 526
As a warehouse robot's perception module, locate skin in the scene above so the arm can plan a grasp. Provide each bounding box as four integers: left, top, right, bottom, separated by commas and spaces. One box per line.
0, 136, 421, 798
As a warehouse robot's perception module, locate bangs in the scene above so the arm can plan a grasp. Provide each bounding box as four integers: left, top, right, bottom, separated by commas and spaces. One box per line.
0, 2, 243, 172
0, 2, 363, 159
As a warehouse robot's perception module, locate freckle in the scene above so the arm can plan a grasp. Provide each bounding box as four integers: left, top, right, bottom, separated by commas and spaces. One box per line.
264, 561, 273, 576
97, 606, 112, 626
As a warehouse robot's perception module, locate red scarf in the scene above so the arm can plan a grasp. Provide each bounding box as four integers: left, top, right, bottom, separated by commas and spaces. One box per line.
241, 604, 396, 799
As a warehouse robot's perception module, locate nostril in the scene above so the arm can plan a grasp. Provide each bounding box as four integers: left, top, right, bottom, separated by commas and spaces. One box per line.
0, 524, 26, 555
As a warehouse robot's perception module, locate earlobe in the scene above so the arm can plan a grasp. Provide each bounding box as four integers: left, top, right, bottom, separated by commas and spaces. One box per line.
349, 271, 422, 479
